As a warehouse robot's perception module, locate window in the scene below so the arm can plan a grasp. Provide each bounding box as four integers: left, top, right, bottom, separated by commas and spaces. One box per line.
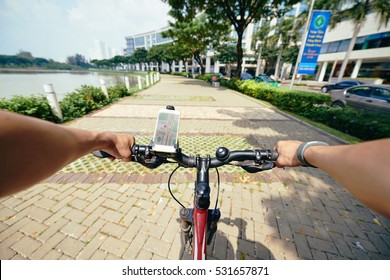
134, 36, 145, 46
328, 41, 340, 53
347, 86, 371, 97
338, 39, 351, 52
371, 88, 390, 100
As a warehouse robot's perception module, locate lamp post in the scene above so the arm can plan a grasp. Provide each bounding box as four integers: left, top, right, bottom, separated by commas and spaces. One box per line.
255, 40, 263, 76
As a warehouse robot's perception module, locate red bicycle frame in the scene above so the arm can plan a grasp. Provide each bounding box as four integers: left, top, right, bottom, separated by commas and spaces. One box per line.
193, 208, 208, 260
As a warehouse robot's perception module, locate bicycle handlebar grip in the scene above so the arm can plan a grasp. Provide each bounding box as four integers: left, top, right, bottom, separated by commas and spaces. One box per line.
271, 150, 279, 161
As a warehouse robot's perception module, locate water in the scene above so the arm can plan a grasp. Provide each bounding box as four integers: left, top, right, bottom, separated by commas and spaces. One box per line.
0, 71, 138, 100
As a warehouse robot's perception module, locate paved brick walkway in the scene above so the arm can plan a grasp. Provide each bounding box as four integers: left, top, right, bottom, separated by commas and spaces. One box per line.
1, 75, 389, 260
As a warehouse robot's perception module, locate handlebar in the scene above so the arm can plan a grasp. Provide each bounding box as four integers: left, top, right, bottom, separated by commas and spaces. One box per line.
93, 145, 278, 173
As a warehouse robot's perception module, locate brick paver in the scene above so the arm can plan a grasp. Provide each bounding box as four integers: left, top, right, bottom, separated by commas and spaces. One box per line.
1, 75, 389, 260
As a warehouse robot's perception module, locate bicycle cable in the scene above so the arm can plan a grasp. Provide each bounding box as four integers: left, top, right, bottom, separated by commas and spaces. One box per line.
168, 165, 186, 209
214, 167, 220, 210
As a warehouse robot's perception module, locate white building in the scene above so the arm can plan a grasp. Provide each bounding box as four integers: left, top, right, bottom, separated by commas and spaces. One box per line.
125, 27, 173, 55
124, 4, 389, 83
317, 12, 390, 83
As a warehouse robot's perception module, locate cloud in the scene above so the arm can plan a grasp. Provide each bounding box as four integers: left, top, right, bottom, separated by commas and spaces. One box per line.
0, 0, 172, 61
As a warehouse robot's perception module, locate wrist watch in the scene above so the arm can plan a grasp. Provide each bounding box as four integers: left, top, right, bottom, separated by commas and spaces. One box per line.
296, 141, 329, 168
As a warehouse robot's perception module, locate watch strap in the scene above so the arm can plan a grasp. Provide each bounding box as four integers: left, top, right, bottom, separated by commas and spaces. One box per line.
296, 141, 329, 168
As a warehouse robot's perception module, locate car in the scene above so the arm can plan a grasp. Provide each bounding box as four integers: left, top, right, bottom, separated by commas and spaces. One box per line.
254, 74, 280, 87
331, 84, 390, 113
321, 80, 364, 93
240, 72, 253, 80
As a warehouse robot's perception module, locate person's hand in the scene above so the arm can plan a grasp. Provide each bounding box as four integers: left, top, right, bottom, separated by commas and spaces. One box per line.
274, 140, 303, 168
100, 133, 136, 162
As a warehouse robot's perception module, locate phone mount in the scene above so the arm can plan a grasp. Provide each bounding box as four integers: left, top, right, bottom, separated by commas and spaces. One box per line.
149, 105, 180, 157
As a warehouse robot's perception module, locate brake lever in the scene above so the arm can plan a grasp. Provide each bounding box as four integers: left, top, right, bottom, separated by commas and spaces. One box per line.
240, 161, 276, 173
92, 149, 166, 169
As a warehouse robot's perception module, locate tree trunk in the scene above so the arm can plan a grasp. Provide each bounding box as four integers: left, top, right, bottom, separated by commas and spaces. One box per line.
274, 44, 284, 80
337, 22, 361, 82
235, 29, 244, 78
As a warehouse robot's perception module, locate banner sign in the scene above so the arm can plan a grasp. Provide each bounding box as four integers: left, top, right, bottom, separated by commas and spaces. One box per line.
298, 10, 331, 75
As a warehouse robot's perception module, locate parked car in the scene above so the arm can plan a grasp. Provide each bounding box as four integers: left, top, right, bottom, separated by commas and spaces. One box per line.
254, 74, 280, 87
240, 72, 253, 80
331, 85, 390, 113
321, 80, 364, 93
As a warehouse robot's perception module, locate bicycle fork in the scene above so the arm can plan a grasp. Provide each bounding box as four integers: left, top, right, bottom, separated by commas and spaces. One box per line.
179, 156, 221, 259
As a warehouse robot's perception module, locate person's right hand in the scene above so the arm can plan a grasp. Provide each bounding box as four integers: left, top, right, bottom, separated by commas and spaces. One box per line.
274, 140, 303, 168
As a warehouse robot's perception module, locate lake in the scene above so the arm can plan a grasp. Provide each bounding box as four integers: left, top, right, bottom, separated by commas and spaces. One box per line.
0, 71, 139, 100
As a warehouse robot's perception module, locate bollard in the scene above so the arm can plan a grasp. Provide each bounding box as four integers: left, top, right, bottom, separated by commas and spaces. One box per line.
137, 76, 142, 90
125, 76, 130, 92
43, 84, 63, 120
100, 79, 109, 99
145, 75, 150, 87
150, 73, 154, 85
156, 72, 160, 81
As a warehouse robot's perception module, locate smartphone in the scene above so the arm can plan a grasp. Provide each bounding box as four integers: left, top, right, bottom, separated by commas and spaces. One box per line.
152, 108, 180, 154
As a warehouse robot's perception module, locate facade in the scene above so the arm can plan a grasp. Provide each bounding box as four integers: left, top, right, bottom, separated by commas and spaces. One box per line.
317, 12, 390, 83
125, 27, 173, 56
124, 4, 389, 83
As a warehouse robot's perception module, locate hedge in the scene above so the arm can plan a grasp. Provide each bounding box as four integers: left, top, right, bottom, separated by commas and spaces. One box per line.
0, 84, 135, 123
196, 75, 390, 141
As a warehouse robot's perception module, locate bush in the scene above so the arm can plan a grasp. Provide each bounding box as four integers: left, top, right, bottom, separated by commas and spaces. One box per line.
230, 79, 389, 141
0, 95, 61, 123
196, 74, 218, 83
108, 84, 133, 102
302, 106, 390, 141
59, 85, 110, 121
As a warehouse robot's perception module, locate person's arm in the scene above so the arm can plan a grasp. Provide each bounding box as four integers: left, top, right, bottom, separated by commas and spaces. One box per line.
275, 139, 390, 218
0, 110, 135, 197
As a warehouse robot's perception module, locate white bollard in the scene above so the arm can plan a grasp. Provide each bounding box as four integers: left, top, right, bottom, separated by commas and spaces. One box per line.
137, 76, 142, 90
100, 79, 109, 99
43, 84, 63, 120
146, 75, 150, 87
125, 76, 130, 92
150, 73, 154, 85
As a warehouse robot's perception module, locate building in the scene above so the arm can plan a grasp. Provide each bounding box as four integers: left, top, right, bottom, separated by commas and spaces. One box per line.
90, 40, 121, 61
125, 27, 173, 56
317, 12, 390, 83
124, 4, 390, 83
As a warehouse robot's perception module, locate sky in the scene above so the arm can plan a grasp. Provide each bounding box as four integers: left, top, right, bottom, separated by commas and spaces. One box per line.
0, 0, 172, 62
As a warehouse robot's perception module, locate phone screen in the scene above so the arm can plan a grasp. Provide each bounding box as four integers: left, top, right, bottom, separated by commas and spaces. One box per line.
152, 109, 180, 153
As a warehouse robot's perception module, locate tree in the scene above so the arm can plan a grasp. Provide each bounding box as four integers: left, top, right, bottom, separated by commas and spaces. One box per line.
163, 13, 230, 74
327, 0, 390, 81
17, 50, 34, 60
66, 54, 90, 68
131, 48, 149, 70
163, 0, 300, 78
214, 44, 237, 76
147, 45, 166, 71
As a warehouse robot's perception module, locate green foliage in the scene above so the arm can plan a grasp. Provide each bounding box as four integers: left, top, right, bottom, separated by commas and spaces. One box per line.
59, 86, 110, 122
172, 72, 188, 77
0, 95, 61, 123
227, 79, 389, 141
301, 107, 390, 141
196, 74, 218, 82
108, 84, 134, 102
164, 13, 230, 74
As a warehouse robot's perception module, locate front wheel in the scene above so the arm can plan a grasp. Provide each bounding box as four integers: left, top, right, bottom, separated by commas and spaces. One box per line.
331, 100, 345, 108
321, 87, 329, 93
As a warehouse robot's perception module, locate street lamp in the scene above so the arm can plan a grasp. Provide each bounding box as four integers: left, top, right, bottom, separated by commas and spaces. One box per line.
255, 40, 263, 76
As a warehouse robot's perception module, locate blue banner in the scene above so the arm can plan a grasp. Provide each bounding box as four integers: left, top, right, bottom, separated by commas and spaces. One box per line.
298, 10, 332, 75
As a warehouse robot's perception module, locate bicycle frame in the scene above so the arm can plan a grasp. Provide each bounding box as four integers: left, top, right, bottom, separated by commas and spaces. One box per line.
93, 145, 277, 260
179, 155, 221, 260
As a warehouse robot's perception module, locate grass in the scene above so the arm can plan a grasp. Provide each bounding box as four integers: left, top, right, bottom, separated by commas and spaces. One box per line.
283, 110, 362, 144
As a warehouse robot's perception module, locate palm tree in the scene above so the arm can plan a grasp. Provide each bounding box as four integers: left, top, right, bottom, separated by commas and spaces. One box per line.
330, 0, 390, 81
